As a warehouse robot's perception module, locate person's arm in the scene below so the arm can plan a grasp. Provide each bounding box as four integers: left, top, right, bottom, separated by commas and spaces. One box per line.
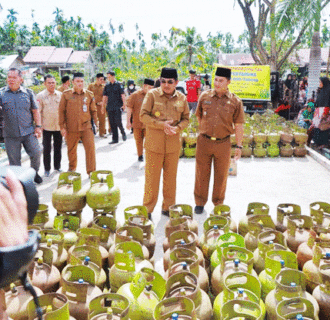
176, 99, 190, 132
90, 95, 98, 128
195, 93, 204, 126
234, 123, 244, 161
126, 94, 133, 129
121, 93, 126, 111
29, 90, 42, 138
58, 93, 67, 138
36, 94, 44, 127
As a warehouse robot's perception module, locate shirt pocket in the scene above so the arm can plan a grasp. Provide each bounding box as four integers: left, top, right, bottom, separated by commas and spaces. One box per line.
153, 102, 165, 119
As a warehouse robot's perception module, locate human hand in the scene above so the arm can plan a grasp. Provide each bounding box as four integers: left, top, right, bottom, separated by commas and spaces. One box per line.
0, 169, 28, 247
34, 127, 42, 138
126, 122, 132, 130
234, 148, 242, 161
101, 106, 105, 115
60, 128, 67, 138
164, 120, 177, 136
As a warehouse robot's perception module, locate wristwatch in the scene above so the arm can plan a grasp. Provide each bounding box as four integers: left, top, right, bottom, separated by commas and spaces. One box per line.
36, 125, 42, 128
236, 145, 243, 149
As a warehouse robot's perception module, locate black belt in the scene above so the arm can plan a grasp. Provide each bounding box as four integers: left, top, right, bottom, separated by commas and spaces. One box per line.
202, 134, 230, 142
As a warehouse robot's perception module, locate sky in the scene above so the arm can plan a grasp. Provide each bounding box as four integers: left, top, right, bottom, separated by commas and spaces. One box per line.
0, 0, 250, 45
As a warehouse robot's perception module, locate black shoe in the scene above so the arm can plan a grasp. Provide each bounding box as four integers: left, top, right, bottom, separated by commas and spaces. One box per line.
161, 210, 170, 217
109, 141, 118, 144
138, 155, 144, 162
34, 173, 43, 184
122, 133, 127, 141
148, 213, 152, 221
79, 140, 83, 143
194, 206, 204, 214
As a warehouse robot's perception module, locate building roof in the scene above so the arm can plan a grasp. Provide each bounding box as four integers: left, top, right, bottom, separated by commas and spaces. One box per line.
23, 46, 92, 66
23, 46, 56, 63
218, 53, 255, 66
290, 47, 330, 66
67, 51, 91, 64
48, 48, 73, 64
0, 55, 23, 70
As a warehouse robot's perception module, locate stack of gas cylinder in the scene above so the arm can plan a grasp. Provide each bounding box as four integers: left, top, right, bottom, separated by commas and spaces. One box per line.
3, 171, 330, 319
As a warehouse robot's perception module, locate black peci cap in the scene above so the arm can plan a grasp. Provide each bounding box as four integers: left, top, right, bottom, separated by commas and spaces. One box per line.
96, 73, 104, 78
189, 70, 196, 74
107, 70, 115, 76
73, 72, 84, 79
61, 75, 70, 83
144, 78, 155, 86
160, 67, 178, 79
215, 67, 231, 79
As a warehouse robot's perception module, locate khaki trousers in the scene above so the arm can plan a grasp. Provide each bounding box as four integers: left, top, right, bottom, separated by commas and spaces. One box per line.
133, 128, 146, 156
143, 150, 180, 214
67, 129, 96, 174
97, 104, 106, 136
194, 134, 231, 206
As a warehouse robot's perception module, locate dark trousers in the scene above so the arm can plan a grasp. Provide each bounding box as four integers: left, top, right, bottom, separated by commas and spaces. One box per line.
4, 133, 41, 172
107, 109, 125, 142
43, 130, 62, 171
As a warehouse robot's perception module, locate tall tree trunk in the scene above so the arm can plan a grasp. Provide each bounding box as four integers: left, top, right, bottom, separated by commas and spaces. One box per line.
307, 0, 322, 100
269, 0, 277, 72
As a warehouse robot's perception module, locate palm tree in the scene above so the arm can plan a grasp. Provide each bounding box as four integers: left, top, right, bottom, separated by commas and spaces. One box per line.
307, 0, 322, 99
174, 27, 206, 67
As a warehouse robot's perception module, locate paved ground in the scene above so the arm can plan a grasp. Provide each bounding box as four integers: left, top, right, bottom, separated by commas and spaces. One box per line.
7, 113, 330, 276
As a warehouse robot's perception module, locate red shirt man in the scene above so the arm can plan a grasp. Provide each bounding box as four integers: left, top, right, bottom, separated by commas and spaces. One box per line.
186, 70, 201, 112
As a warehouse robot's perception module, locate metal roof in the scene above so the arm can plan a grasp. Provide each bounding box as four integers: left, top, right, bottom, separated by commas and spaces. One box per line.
23, 46, 56, 63
48, 48, 73, 64
67, 51, 91, 64
218, 53, 255, 66
0, 55, 23, 69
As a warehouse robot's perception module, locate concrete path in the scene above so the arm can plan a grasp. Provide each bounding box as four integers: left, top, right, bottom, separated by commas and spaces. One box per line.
8, 113, 330, 276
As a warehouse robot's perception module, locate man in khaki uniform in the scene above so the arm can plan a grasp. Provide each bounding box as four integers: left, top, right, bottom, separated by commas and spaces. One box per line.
88, 73, 106, 137
140, 68, 189, 218
59, 72, 98, 174
127, 78, 155, 162
37, 74, 62, 177
57, 75, 70, 93
194, 67, 244, 214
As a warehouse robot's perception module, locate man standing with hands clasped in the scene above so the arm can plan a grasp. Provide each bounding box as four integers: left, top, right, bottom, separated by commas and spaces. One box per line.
194, 67, 244, 214
59, 72, 98, 175
140, 68, 190, 219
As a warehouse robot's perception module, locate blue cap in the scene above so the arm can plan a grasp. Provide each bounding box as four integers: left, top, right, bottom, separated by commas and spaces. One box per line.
269, 240, 274, 245
182, 262, 188, 270
280, 260, 285, 267
234, 259, 240, 267
325, 253, 330, 259
78, 279, 84, 284
180, 240, 186, 245
102, 224, 107, 229
171, 313, 179, 320
238, 288, 244, 295
291, 282, 296, 287
213, 225, 219, 230
296, 315, 303, 320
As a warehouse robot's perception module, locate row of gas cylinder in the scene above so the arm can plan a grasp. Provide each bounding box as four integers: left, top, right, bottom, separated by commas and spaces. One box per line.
4, 171, 330, 319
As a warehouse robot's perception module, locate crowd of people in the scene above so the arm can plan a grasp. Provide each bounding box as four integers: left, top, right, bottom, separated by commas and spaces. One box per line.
0, 66, 244, 220
274, 73, 330, 150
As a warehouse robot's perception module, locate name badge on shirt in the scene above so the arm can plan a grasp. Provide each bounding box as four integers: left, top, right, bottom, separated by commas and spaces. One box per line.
204, 101, 212, 105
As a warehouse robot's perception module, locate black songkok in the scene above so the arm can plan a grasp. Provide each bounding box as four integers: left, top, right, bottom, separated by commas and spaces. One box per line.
160, 67, 178, 79
144, 78, 155, 86
215, 67, 231, 79
73, 72, 84, 79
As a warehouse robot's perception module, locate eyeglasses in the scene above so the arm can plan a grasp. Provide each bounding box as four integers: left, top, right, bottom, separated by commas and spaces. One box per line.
160, 79, 175, 84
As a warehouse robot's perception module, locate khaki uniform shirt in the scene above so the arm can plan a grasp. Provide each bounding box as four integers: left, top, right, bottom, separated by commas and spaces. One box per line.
127, 89, 146, 129
57, 85, 67, 93
59, 88, 97, 132
196, 89, 245, 139
37, 89, 62, 131
87, 82, 105, 105
140, 87, 190, 154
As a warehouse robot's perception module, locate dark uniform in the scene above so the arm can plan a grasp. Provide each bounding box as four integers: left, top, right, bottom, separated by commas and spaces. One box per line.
88, 82, 106, 136
140, 86, 189, 214
59, 88, 98, 174
103, 82, 126, 142
194, 89, 244, 206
